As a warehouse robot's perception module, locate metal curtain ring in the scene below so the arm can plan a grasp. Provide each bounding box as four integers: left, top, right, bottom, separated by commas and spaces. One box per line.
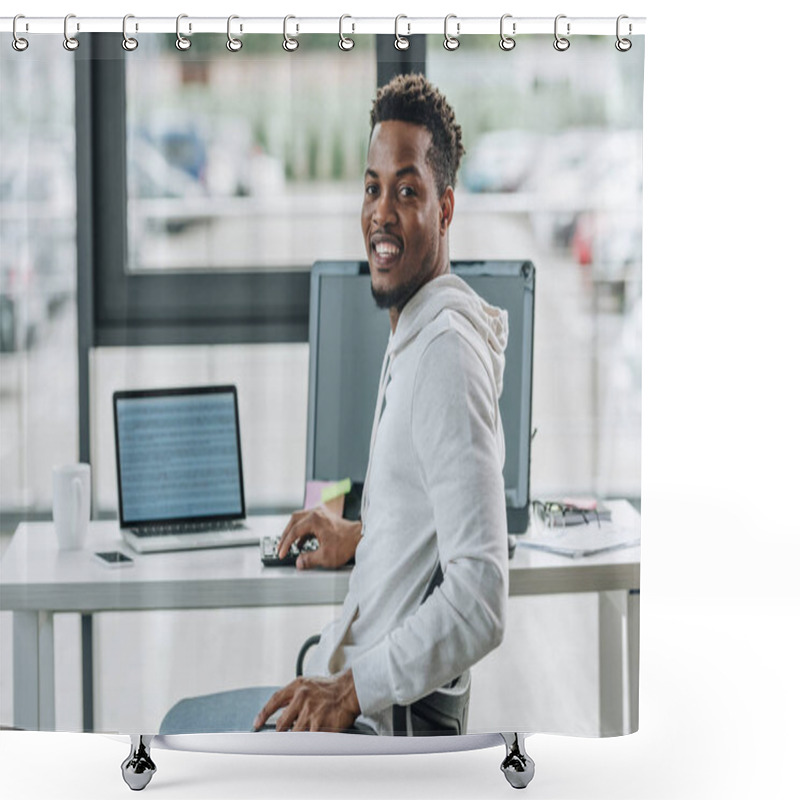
443, 14, 460, 51
615, 15, 632, 51
394, 15, 410, 51
339, 14, 355, 50
499, 14, 515, 51
283, 15, 299, 52
63, 14, 79, 51
226, 15, 242, 51
12, 14, 29, 51
176, 14, 191, 50
553, 14, 570, 51
122, 14, 138, 51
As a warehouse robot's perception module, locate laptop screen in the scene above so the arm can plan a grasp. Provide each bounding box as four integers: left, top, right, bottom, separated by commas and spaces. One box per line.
114, 386, 246, 527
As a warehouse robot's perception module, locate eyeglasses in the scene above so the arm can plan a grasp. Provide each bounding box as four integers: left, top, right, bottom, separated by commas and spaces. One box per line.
532, 500, 604, 529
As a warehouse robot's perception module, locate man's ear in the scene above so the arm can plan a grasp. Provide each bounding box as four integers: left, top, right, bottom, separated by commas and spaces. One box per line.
440, 186, 455, 233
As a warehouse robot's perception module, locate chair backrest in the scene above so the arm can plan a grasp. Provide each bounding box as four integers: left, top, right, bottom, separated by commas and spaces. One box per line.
392, 671, 471, 736
296, 562, 470, 735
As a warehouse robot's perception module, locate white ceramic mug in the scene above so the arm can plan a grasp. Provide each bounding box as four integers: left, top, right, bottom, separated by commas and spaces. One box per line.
53, 464, 91, 550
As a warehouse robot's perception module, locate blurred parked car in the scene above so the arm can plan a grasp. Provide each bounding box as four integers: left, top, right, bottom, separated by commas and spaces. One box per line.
128, 135, 206, 201
138, 116, 265, 198
0, 248, 48, 353
127, 135, 206, 234
0, 144, 75, 352
461, 130, 541, 193
140, 122, 207, 182
517, 128, 643, 288
571, 210, 642, 312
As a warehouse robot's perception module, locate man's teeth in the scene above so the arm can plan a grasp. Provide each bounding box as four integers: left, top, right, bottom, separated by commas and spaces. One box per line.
375, 242, 400, 256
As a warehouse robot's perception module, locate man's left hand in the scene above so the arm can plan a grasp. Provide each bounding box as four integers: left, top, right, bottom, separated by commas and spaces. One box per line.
252, 669, 361, 732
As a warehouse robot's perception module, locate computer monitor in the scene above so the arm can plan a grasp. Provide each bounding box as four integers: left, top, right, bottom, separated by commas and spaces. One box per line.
306, 261, 535, 533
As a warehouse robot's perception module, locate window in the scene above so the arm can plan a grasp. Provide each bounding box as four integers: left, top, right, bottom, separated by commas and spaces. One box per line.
0, 37, 78, 522
125, 34, 376, 272
427, 36, 644, 497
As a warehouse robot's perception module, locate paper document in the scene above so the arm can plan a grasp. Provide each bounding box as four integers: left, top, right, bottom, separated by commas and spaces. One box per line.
518, 512, 641, 559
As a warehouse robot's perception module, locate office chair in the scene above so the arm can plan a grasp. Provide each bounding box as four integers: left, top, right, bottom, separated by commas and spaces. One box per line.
160, 562, 470, 736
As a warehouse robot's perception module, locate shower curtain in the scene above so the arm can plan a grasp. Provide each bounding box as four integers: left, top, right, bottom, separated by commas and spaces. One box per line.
0, 21, 644, 749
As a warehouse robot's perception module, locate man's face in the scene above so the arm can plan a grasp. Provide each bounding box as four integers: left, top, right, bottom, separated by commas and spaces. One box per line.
362, 120, 452, 316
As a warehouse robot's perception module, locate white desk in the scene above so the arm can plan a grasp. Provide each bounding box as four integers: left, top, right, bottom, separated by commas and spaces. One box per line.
1, 502, 640, 735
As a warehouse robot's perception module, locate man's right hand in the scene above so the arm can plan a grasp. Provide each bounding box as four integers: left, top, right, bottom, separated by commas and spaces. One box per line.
277, 506, 362, 570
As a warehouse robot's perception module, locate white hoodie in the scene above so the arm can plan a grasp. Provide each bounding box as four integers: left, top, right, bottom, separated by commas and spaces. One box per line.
304, 273, 510, 734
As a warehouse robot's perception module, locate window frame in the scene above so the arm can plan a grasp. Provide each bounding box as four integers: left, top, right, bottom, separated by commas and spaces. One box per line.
77, 34, 311, 349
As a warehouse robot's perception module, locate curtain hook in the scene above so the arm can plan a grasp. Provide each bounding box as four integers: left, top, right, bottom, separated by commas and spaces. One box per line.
283, 15, 299, 52
499, 14, 516, 51
394, 15, 410, 51
615, 15, 632, 51
12, 14, 29, 52
63, 14, 79, 51
443, 14, 460, 51
226, 15, 243, 51
339, 15, 355, 51
122, 14, 138, 51
176, 14, 191, 51
554, 15, 570, 51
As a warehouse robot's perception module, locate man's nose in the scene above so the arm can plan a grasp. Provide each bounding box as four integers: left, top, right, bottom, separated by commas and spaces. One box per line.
372, 192, 397, 226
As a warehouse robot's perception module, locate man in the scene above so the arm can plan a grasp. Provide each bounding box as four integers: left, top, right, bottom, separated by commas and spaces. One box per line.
252, 73, 510, 735
160, 74, 509, 736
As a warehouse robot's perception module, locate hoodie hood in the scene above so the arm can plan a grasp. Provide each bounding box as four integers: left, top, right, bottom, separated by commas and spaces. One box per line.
390, 273, 509, 398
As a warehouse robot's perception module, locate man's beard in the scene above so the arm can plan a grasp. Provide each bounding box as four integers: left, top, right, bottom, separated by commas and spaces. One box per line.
371, 272, 426, 313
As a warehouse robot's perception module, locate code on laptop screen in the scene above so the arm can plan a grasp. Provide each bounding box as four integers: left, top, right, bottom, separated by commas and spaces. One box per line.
116, 391, 244, 524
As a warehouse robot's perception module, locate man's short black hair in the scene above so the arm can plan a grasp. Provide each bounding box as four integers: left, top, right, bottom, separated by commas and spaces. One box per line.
369, 73, 465, 197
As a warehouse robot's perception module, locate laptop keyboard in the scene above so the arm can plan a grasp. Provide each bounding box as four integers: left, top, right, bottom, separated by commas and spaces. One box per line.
131, 520, 246, 537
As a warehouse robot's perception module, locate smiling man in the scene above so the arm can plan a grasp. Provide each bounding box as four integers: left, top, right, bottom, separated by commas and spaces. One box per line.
253, 74, 511, 735
160, 75, 510, 737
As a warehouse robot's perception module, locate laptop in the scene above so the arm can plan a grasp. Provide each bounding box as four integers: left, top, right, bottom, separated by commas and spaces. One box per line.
113, 385, 288, 553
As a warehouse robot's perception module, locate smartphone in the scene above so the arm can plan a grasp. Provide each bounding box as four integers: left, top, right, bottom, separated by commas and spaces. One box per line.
93, 550, 134, 567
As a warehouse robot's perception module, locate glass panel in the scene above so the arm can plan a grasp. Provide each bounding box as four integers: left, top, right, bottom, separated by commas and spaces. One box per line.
126, 35, 376, 272
427, 36, 644, 499
0, 38, 78, 519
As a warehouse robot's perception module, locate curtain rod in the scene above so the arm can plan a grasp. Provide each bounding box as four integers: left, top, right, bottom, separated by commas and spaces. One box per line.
0, 16, 646, 37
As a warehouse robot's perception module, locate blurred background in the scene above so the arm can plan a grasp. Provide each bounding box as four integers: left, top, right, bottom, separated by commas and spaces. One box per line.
1, 33, 643, 735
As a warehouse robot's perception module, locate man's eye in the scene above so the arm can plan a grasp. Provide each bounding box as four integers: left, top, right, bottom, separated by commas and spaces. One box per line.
365, 184, 378, 196
399, 186, 415, 197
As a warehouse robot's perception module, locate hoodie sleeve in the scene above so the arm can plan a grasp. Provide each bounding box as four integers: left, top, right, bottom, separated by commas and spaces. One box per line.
350, 326, 509, 713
